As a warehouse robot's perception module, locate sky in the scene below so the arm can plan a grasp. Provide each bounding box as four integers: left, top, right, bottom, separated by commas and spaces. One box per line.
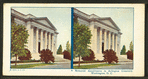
12, 7, 71, 51
76, 7, 134, 51
12, 7, 133, 52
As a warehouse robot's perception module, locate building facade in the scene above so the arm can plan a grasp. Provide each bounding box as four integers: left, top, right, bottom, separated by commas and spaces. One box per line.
11, 9, 58, 60
74, 8, 122, 60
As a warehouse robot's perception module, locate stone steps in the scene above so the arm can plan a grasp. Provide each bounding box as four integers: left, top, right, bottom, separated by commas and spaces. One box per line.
54, 55, 71, 62
117, 55, 133, 62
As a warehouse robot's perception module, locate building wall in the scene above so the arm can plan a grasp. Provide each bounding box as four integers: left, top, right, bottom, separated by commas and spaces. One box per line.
11, 9, 58, 60
74, 8, 122, 60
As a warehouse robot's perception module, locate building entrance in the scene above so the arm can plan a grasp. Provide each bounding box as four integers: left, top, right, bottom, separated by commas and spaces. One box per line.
38, 42, 40, 53
102, 42, 104, 53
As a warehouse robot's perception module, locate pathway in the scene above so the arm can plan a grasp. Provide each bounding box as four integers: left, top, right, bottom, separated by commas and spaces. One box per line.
95, 62, 133, 69
30, 62, 71, 69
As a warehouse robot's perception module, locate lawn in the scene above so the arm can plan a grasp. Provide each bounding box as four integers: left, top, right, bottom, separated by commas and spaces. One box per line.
73, 63, 119, 69
11, 63, 55, 68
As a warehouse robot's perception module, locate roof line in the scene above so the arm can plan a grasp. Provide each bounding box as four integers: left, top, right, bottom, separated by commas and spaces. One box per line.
33, 17, 57, 30
11, 8, 26, 17
74, 13, 119, 31
11, 13, 56, 31
74, 8, 121, 31
11, 9, 57, 31
74, 8, 90, 17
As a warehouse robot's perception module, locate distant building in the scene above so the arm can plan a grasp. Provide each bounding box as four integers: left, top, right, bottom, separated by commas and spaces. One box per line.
74, 8, 122, 60
11, 9, 58, 60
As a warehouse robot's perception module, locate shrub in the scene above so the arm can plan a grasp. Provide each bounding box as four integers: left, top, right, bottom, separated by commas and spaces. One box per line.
18, 49, 32, 60
63, 50, 71, 60
40, 49, 54, 63
103, 49, 118, 64
82, 49, 95, 61
126, 50, 133, 60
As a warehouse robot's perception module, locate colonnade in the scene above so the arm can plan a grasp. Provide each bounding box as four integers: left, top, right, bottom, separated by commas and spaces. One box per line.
27, 25, 57, 56
91, 27, 121, 59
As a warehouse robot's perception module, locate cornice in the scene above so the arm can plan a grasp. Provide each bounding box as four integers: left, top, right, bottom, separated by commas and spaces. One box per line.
74, 8, 121, 32
34, 17, 57, 30
11, 13, 56, 31
74, 13, 120, 31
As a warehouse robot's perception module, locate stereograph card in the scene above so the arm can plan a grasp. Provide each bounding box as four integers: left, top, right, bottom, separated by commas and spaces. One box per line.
3, 3, 144, 76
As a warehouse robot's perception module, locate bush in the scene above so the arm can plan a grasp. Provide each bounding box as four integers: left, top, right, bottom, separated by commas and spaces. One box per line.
82, 49, 95, 61
18, 49, 32, 60
40, 49, 54, 63
126, 50, 133, 60
103, 49, 118, 64
63, 50, 71, 60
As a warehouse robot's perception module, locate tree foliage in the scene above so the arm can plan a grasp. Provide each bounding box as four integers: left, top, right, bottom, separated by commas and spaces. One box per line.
73, 23, 92, 58
66, 41, 71, 54
57, 44, 62, 54
63, 50, 71, 60
18, 49, 32, 60
129, 41, 133, 52
126, 50, 133, 60
82, 49, 95, 61
40, 49, 54, 63
11, 22, 29, 66
103, 49, 118, 64
73, 16, 92, 67
120, 45, 126, 55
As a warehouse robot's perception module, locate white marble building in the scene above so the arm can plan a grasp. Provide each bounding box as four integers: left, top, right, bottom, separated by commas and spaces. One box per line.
11, 9, 58, 60
74, 8, 122, 60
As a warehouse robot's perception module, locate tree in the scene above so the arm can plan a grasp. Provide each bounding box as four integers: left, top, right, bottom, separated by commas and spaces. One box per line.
82, 49, 95, 61
11, 22, 29, 66
103, 49, 118, 64
66, 41, 71, 53
63, 50, 71, 60
57, 45, 62, 54
120, 45, 126, 55
73, 17, 92, 67
40, 49, 54, 63
129, 41, 133, 52
126, 50, 133, 60
18, 49, 32, 60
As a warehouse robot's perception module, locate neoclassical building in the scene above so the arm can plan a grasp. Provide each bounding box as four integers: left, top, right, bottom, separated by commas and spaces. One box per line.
11, 9, 58, 60
74, 8, 122, 60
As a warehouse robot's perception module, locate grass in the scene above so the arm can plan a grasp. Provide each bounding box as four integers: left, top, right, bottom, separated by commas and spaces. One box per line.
73, 63, 119, 69
11, 60, 41, 63
11, 63, 55, 68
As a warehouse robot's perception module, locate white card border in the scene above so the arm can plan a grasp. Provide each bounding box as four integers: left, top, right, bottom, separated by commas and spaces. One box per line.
3, 3, 145, 76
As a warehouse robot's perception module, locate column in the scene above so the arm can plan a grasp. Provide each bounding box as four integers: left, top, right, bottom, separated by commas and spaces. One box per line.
108, 32, 111, 49
48, 33, 51, 50
94, 27, 97, 54
115, 34, 118, 53
52, 33, 54, 52
54, 34, 57, 56
117, 34, 121, 55
30, 26, 34, 53
26, 21, 31, 50
89, 21, 94, 51
112, 33, 114, 51
40, 30, 43, 51
97, 28, 100, 53
45, 31, 47, 49
104, 30, 107, 51
36, 28, 38, 53
119, 35, 121, 55
99, 28, 102, 53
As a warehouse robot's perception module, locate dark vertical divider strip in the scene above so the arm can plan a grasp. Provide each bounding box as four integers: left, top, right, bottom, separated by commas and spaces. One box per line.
71, 7, 74, 69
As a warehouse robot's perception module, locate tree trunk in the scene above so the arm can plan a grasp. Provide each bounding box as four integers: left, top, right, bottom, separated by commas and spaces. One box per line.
15, 54, 17, 67
78, 55, 80, 67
